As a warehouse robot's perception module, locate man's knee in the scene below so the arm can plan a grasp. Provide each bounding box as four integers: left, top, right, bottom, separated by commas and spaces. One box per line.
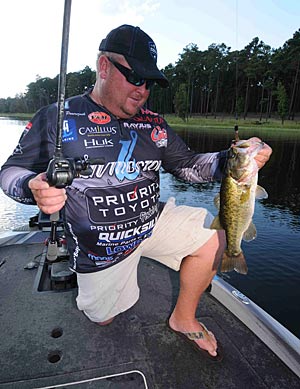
191, 230, 225, 256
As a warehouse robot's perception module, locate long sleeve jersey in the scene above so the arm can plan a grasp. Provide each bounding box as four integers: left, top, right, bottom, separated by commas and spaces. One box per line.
0, 91, 227, 273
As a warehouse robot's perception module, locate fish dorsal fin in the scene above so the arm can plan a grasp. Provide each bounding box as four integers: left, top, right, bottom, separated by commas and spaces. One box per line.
210, 215, 223, 230
256, 185, 268, 200
242, 221, 257, 241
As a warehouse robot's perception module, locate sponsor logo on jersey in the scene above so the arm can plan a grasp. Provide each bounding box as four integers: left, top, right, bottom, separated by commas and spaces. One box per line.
97, 219, 155, 244
66, 111, 86, 117
116, 130, 139, 181
87, 251, 114, 263
62, 119, 77, 142
79, 126, 117, 136
151, 126, 168, 148
90, 219, 139, 231
84, 138, 114, 149
81, 159, 161, 180
105, 239, 142, 256
134, 115, 164, 124
12, 144, 23, 155
15, 121, 33, 147
88, 111, 111, 124
133, 108, 165, 124
123, 122, 152, 130
25, 121, 32, 130
85, 181, 159, 224
140, 108, 158, 116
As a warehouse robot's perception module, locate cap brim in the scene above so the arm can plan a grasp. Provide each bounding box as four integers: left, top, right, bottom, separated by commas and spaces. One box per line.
126, 56, 169, 88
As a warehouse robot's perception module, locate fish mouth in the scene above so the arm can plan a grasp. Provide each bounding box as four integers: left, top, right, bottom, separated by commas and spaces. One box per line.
230, 139, 264, 161
227, 138, 264, 181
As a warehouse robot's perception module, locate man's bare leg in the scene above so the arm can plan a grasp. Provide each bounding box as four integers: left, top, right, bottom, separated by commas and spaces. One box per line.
168, 230, 225, 357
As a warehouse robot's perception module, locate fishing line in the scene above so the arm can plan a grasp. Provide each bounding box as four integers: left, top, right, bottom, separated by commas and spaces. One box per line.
55, 0, 72, 157
234, 0, 240, 142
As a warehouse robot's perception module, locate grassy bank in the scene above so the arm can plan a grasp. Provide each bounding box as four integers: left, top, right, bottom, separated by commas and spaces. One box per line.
2, 112, 300, 137
164, 114, 300, 140
165, 114, 300, 131
0, 113, 33, 120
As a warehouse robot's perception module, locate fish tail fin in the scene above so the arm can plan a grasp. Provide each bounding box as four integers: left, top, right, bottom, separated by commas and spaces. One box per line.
221, 251, 248, 275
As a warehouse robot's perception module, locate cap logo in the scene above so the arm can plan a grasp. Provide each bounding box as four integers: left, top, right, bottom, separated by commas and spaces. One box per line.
148, 42, 157, 62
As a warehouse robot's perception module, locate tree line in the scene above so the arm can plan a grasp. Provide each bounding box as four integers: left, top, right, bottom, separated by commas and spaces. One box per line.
1, 29, 299, 123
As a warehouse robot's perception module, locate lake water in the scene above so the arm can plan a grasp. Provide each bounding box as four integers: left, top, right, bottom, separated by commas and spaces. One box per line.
0, 117, 299, 339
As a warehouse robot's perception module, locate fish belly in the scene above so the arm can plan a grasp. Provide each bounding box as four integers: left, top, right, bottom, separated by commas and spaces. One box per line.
219, 175, 256, 273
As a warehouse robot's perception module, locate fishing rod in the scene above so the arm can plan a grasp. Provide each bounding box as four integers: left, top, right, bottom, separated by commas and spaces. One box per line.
45, 0, 92, 188
46, 0, 73, 188
46, 0, 104, 189
45, 0, 73, 261
233, 0, 240, 144
45, 0, 103, 261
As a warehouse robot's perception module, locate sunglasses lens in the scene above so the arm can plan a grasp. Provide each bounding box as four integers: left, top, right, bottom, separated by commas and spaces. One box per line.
108, 57, 154, 89
128, 75, 145, 87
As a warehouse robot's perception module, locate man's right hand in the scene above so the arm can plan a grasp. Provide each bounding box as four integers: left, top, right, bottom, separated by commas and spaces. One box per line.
28, 173, 67, 214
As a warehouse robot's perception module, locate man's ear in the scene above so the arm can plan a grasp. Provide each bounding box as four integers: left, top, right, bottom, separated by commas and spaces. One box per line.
98, 55, 109, 80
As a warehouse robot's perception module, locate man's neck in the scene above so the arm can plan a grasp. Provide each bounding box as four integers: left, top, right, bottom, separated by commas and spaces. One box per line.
89, 88, 104, 107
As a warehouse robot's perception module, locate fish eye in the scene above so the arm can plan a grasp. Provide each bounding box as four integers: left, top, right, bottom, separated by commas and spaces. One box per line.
228, 149, 237, 158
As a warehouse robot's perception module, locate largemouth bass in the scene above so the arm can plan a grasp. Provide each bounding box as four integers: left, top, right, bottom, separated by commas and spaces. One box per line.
210, 138, 268, 274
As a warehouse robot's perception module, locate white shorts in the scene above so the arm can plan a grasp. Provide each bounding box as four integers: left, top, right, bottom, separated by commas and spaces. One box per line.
76, 197, 215, 322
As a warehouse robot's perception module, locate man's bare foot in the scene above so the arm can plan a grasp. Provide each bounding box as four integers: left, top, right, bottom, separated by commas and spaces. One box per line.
168, 315, 218, 357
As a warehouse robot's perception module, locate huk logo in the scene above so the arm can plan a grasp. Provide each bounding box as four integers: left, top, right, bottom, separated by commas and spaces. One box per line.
88, 112, 111, 125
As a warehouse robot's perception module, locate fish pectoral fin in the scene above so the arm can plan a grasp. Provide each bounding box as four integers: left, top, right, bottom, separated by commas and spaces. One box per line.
213, 193, 220, 209
221, 251, 248, 275
256, 185, 268, 200
210, 215, 223, 230
242, 221, 257, 241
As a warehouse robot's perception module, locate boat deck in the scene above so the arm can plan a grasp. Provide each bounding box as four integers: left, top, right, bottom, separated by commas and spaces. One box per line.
0, 232, 299, 389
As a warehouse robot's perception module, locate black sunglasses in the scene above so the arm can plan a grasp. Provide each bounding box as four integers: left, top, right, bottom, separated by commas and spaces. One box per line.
107, 57, 155, 90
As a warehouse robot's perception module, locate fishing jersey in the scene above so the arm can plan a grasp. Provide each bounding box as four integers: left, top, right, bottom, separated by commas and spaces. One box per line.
0, 91, 227, 273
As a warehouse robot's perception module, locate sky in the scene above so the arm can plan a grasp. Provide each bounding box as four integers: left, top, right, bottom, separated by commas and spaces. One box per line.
0, 0, 299, 99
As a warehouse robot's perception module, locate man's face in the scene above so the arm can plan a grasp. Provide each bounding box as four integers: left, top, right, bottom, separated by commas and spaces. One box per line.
100, 56, 151, 119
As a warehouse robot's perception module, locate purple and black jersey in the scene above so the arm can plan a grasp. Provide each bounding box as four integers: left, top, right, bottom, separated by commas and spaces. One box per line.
0, 91, 226, 273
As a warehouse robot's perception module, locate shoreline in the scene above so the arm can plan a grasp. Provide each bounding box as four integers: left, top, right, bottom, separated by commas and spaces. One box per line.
1, 112, 300, 133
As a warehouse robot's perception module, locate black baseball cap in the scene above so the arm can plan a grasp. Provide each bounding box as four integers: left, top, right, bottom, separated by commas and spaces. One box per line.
99, 24, 169, 88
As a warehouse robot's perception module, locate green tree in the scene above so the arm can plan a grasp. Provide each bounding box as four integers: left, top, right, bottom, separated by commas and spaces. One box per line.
283, 30, 300, 119
277, 81, 288, 124
78, 66, 96, 91
236, 96, 244, 118
174, 83, 189, 121
66, 74, 81, 97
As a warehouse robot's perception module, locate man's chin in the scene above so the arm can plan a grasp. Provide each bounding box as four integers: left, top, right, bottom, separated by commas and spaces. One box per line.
121, 106, 140, 119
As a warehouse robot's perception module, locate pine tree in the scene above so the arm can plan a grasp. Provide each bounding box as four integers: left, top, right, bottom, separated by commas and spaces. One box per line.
277, 81, 288, 124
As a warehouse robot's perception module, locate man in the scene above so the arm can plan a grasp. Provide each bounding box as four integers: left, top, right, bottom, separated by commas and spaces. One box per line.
0, 24, 271, 360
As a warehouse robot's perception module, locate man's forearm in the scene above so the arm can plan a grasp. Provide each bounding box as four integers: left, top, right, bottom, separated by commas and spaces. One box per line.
0, 166, 37, 204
